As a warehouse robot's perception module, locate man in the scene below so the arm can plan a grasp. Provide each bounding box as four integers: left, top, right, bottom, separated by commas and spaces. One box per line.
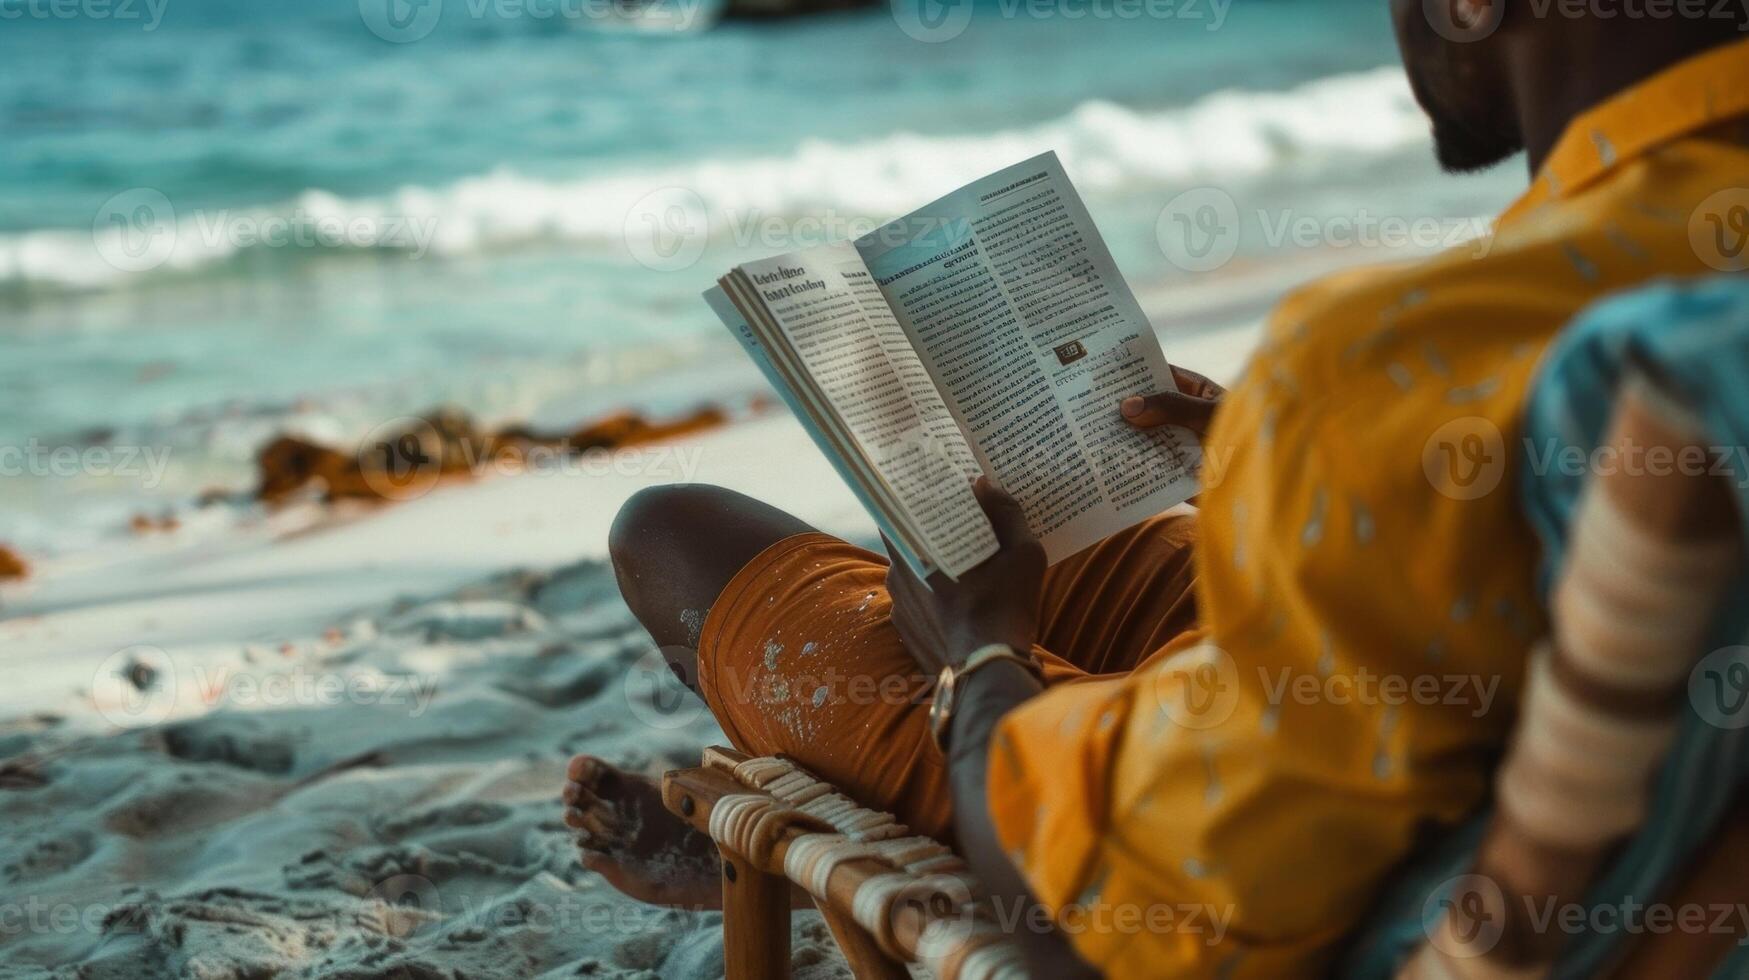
563, 6, 1749, 975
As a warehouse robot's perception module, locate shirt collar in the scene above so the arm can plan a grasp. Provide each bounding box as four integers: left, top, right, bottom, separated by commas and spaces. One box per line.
1499, 37, 1749, 228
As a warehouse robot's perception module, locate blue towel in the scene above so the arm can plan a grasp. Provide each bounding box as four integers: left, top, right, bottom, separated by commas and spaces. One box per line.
1342, 276, 1749, 979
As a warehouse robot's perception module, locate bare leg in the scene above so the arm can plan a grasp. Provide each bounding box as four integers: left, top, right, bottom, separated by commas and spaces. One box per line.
607, 483, 815, 687
567, 485, 816, 908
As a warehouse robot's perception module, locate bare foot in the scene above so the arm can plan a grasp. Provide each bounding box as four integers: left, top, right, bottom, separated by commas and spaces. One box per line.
562, 755, 725, 909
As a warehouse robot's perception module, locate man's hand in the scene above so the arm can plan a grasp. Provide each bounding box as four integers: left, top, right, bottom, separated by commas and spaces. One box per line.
888, 480, 1095, 978
1120, 364, 1226, 437
884, 478, 1046, 674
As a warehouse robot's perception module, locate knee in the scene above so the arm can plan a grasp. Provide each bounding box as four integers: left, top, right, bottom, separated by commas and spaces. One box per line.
608, 483, 724, 577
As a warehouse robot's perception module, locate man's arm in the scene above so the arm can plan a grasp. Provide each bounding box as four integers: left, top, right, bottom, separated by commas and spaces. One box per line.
883, 479, 1099, 977
945, 659, 1101, 978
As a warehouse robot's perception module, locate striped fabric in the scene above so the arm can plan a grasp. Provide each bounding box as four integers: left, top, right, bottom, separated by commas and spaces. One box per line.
1344, 276, 1749, 979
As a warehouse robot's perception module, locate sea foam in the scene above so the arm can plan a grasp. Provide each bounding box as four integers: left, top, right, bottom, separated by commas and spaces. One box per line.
0, 66, 1425, 293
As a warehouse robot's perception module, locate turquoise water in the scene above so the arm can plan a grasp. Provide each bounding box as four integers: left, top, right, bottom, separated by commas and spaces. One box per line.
3, 0, 1394, 229
0, 0, 1524, 547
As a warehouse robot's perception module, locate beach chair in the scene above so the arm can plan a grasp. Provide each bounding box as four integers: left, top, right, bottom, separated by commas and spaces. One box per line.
663, 367, 1748, 980
661, 745, 1027, 979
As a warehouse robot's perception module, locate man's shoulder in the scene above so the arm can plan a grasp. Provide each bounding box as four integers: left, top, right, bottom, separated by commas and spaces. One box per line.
1237, 243, 1557, 434
1247, 152, 1733, 427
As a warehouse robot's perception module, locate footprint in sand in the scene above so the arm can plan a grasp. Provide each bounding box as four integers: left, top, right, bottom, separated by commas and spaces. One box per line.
103, 770, 269, 839
383, 600, 550, 642
492, 650, 620, 708
376, 800, 513, 840
158, 717, 297, 776
2, 828, 97, 883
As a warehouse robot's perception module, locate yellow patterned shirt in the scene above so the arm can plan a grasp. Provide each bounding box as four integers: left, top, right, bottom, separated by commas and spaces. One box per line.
987, 38, 1749, 977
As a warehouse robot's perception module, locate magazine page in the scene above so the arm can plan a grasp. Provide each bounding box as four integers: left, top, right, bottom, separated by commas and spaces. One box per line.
729, 243, 998, 577
704, 284, 933, 578
853, 151, 1197, 563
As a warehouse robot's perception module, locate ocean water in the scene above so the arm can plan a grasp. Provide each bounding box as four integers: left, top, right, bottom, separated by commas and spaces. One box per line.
0, 0, 1524, 550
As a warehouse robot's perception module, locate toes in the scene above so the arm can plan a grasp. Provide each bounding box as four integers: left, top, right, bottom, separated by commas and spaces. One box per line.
580, 808, 616, 838
567, 754, 603, 784
563, 800, 620, 838
562, 755, 636, 845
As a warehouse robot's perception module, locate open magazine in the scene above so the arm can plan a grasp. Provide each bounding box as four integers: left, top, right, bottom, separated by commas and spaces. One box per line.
705, 152, 1197, 580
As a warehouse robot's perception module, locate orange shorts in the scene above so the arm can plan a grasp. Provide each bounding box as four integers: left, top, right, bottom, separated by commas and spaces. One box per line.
695, 513, 1201, 840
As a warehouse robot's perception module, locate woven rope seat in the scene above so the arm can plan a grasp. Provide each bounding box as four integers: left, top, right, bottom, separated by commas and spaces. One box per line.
661, 746, 1028, 980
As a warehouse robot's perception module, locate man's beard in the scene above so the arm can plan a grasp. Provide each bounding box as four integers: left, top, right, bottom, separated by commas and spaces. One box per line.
1407, 62, 1524, 174
1430, 112, 1524, 174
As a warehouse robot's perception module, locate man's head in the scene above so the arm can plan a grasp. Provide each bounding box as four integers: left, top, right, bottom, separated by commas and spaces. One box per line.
1392, 1, 1746, 174
1391, 0, 1522, 173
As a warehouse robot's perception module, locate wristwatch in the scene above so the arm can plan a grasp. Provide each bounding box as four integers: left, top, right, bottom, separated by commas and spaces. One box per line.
928, 643, 1041, 753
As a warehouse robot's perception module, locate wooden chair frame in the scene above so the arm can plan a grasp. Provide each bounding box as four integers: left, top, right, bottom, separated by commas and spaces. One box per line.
663, 746, 1022, 979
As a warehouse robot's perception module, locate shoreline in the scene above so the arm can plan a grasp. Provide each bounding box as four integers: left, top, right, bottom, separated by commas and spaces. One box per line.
4, 308, 1263, 726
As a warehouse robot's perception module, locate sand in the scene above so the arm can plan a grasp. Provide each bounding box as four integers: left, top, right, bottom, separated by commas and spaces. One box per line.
0, 322, 1257, 979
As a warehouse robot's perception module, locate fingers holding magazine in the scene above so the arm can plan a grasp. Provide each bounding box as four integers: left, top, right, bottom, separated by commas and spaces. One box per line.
1120, 364, 1226, 436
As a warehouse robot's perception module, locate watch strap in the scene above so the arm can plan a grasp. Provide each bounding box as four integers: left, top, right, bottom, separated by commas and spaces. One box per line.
928, 643, 1039, 753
